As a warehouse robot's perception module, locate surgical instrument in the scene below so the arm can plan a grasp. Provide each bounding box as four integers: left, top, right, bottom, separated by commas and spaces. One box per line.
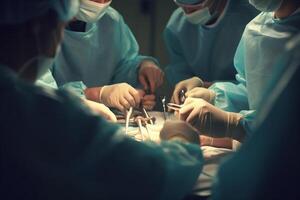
136, 116, 145, 141
167, 103, 183, 111
125, 107, 133, 135
161, 96, 167, 120
179, 89, 186, 104
142, 107, 154, 125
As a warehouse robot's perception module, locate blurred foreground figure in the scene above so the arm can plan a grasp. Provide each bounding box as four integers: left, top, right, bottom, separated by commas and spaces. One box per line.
0, 1, 203, 200
212, 34, 300, 200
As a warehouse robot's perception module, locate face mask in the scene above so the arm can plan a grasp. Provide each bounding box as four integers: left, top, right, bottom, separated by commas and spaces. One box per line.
185, 7, 212, 25
249, 0, 283, 12
76, 0, 112, 23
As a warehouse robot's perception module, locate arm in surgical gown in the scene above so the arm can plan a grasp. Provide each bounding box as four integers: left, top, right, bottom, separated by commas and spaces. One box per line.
211, 37, 300, 199
38, 8, 159, 97
208, 11, 300, 135
109, 12, 159, 86
0, 66, 203, 200
209, 38, 256, 133
164, 27, 195, 85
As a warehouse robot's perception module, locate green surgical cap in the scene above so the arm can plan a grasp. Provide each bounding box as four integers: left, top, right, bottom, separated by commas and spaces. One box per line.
0, 0, 79, 24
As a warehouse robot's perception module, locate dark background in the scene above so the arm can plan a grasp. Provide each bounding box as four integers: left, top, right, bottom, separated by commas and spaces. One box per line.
112, 0, 177, 68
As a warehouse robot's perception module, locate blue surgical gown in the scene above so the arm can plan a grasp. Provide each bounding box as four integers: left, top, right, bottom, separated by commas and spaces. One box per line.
211, 35, 300, 200
164, 0, 258, 85
40, 7, 157, 96
0, 64, 203, 200
209, 10, 300, 134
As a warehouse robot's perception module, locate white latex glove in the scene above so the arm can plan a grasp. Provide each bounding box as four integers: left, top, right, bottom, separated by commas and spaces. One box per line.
179, 98, 245, 142
185, 87, 216, 103
83, 99, 117, 122
142, 94, 156, 110
160, 120, 200, 144
99, 83, 141, 111
171, 77, 204, 104
137, 89, 156, 111
139, 60, 164, 93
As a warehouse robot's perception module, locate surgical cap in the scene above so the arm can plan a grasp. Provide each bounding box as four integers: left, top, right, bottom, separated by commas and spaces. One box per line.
175, 0, 206, 5
0, 0, 79, 24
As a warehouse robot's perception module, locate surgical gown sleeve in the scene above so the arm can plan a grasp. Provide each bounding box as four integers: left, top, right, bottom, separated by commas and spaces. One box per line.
209, 38, 249, 112
164, 28, 195, 86
36, 68, 87, 98
209, 38, 256, 134
1, 72, 203, 200
110, 16, 159, 87
35, 69, 58, 89
211, 52, 300, 200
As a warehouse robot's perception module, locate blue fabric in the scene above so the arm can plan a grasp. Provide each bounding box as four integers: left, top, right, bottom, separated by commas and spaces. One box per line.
0, 64, 203, 200
0, 0, 79, 24
40, 7, 158, 96
211, 36, 300, 200
210, 10, 300, 135
175, 0, 204, 5
35, 69, 58, 89
164, 0, 258, 85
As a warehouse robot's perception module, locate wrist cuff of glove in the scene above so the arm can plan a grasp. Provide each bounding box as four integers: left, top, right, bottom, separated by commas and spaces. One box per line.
209, 90, 216, 104
99, 86, 107, 103
193, 76, 204, 87
225, 112, 245, 142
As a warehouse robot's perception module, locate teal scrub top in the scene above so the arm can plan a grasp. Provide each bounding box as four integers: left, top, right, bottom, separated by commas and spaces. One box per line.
209, 10, 300, 134
0, 65, 203, 200
164, 0, 258, 85
39, 7, 157, 96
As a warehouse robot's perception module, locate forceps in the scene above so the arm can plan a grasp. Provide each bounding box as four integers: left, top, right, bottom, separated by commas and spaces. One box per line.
179, 89, 186, 104
167, 103, 183, 111
141, 108, 152, 139
161, 96, 167, 120
136, 116, 146, 141
142, 107, 154, 125
125, 107, 133, 135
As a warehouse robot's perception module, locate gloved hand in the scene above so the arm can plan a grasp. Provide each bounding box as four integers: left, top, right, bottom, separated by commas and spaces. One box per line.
137, 89, 156, 111
142, 94, 156, 110
83, 99, 117, 122
139, 60, 164, 93
160, 120, 200, 145
171, 77, 204, 104
179, 98, 245, 141
99, 83, 141, 111
185, 87, 216, 103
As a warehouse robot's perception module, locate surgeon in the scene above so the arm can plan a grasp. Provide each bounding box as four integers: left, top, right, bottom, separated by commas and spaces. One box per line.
41, 0, 164, 112
177, 0, 300, 142
0, 1, 204, 199
165, 0, 258, 103
212, 34, 300, 200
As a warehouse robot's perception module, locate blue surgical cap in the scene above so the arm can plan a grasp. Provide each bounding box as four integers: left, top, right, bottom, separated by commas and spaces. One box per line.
175, 0, 206, 5
0, 0, 79, 24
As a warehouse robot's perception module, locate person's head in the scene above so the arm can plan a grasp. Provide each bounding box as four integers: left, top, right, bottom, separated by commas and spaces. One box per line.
76, 0, 112, 23
249, 0, 300, 18
174, 0, 228, 25
0, 0, 79, 81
